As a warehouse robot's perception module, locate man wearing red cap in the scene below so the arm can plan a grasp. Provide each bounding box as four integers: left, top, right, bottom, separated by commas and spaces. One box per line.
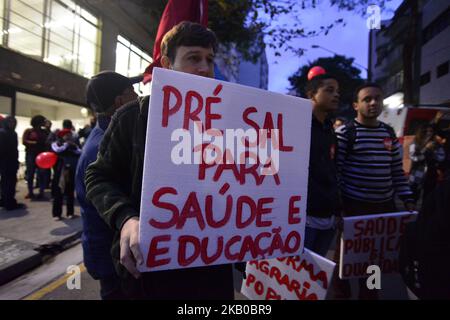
0, 116, 25, 211
51, 128, 81, 220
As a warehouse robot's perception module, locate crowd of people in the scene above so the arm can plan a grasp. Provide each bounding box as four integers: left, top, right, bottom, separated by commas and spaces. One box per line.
0, 114, 93, 219
0, 21, 449, 300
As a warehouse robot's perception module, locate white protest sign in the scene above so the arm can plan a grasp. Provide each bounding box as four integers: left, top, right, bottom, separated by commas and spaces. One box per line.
339, 211, 418, 279
241, 249, 336, 300
138, 67, 312, 272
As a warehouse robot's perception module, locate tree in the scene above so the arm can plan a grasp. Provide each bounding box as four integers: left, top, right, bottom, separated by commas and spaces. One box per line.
288, 55, 365, 119
208, 0, 396, 62
132, 0, 397, 62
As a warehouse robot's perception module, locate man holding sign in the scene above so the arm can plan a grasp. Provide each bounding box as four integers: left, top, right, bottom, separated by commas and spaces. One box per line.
86, 19, 312, 299
333, 83, 416, 299
85, 22, 237, 299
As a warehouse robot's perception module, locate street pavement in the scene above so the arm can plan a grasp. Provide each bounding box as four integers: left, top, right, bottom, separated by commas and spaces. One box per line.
0, 180, 82, 286
0, 242, 247, 300
0, 180, 415, 300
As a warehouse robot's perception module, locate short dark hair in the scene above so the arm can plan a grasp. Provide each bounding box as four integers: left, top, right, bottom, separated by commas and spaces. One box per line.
31, 115, 46, 128
161, 21, 218, 63
305, 74, 339, 98
353, 83, 383, 102
63, 119, 73, 129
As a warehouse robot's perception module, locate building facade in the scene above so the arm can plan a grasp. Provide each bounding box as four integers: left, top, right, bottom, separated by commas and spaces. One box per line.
1, 0, 269, 163
0, 0, 164, 162
215, 43, 269, 90
368, 0, 450, 109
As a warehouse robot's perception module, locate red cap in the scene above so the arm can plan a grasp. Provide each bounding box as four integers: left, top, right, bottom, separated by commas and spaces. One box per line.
58, 128, 72, 138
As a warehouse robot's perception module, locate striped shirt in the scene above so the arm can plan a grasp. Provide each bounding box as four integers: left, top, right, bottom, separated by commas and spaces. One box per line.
336, 120, 413, 203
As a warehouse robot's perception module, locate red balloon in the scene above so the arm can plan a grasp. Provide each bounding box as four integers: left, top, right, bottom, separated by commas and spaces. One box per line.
35, 152, 58, 169
307, 66, 326, 80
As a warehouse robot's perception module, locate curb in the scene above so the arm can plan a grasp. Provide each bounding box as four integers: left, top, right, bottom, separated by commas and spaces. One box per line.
0, 249, 42, 286
0, 231, 82, 286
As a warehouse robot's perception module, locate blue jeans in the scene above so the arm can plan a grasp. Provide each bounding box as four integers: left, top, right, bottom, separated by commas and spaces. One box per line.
304, 226, 336, 257
25, 153, 47, 196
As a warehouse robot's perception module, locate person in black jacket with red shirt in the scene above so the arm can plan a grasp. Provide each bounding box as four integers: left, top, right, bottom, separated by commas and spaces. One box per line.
22, 115, 49, 200
0, 116, 25, 211
304, 74, 341, 256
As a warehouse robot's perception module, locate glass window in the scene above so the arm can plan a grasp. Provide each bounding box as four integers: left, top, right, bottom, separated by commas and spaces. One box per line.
45, 1, 74, 70
76, 17, 99, 77
1, 0, 4, 44
117, 35, 130, 47
8, 0, 45, 58
437, 61, 449, 78
3, 0, 100, 78
45, 0, 100, 77
115, 42, 129, 75
115, 35, 153, 95
81, 8, 97, 26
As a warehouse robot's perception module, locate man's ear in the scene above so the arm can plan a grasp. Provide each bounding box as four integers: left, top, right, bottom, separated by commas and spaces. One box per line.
352, 102, 358, 111
114, 95, 122, 108
161, 55, 172, 69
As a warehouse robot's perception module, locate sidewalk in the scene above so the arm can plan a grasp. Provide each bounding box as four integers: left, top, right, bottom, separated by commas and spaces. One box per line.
0, 180, 82, 285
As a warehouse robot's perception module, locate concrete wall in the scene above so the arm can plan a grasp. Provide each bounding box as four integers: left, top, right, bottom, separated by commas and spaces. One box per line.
422, 0, 448, 27
0, 0, 161, 110
420, 29, 450, 104
77, 0, 160, 55
99, 17, 120, 71
0, 47, 88, 106
237, 50, 269, 90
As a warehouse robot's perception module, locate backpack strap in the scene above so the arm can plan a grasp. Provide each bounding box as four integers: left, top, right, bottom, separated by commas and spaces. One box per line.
344, 120, 357, 159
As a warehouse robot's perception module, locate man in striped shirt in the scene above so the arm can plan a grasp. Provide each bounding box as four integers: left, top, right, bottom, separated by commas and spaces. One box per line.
336, 83, 415, 214
333, 83, 415, 300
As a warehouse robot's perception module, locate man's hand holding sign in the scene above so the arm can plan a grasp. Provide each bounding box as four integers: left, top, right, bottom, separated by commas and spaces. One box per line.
131, 68, 312, 273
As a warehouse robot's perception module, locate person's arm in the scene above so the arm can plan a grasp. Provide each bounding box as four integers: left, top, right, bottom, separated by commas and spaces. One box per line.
73, 146, 82, 155
51, 141, 68, 153
409, 142, 425, 162
67, 141, 82, 155
85, 107, 143, 278
22, 129, 36, 146
391, 137, 415, 211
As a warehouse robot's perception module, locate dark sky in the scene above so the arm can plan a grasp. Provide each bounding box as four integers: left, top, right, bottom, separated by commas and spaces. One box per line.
265, 0, 403, 93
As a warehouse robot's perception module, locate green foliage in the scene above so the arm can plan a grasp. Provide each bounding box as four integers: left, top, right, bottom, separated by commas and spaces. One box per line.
209, 0, 264, 62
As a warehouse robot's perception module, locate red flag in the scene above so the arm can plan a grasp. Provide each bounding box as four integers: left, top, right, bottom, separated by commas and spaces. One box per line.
143, 0, 208, 84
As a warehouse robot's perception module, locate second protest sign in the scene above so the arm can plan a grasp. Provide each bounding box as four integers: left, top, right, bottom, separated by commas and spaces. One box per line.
339, 211, 417, 279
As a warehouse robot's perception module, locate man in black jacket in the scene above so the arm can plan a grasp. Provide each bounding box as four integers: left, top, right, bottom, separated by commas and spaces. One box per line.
304, 74, 341, 256
0, 116, 25, 211
85, 22, 235, 299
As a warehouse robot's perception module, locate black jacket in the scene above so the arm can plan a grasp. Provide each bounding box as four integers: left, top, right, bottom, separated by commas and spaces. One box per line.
0, 127, 19, 170
306, 115, 341, 218
85, 96, 234, 299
